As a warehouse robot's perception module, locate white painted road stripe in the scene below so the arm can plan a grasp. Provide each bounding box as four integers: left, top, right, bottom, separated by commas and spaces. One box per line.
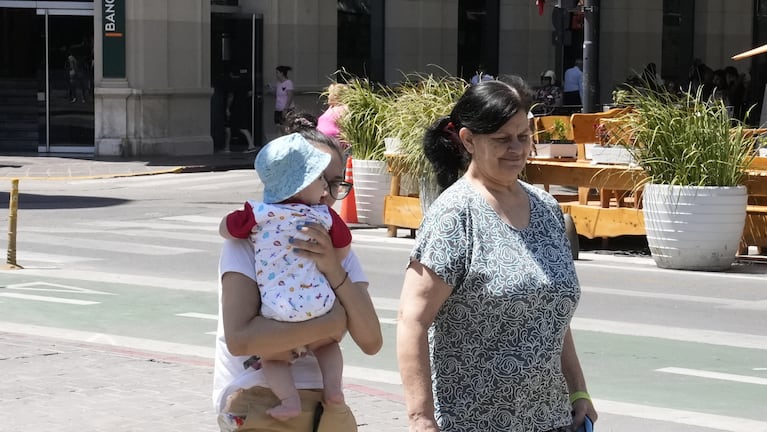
581, 286, 767, 310
0, 293, 99, 305
572, 318, 767, 351
576, 260, 767, 282
20, 232, 202, 256
182, 179, 259, 191
657, 367, 767, 386
593, 398, 767, 431
0, 321, 215, 358
14, 251, 98, 264
344, 365, 401, 385
371, 297, 399, 311
0, 269, 216, 292
87, 220, 216, 232
176, 312, 218, 320
161, 215, 222, 224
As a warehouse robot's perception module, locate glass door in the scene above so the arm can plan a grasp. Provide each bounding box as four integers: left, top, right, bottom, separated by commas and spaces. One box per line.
37, 5, 94, 153
0, 6, 40, 153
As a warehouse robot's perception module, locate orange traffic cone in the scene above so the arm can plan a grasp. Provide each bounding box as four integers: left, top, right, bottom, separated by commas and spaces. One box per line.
340, 156, 358, 223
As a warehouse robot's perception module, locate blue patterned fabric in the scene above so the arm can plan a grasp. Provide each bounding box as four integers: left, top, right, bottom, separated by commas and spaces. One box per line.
411, 178, 580, 432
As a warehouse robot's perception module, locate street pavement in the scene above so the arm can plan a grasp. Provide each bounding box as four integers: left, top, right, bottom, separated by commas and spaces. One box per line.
0, 151, 409, 431
0, 330, 407, 431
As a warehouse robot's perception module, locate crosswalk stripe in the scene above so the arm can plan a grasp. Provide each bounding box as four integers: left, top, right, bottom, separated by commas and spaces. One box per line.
176, 312, 218, 320
182, 179, 260, 191
581, 286, 767, 310
0, 268, 216, 292
114, 172, 251, 188
19, 232, 202, 256
573, 318, 767, 350
593, 398, 767, 431
656, 367, 767, 386
19, 226, 221, 244
0, 293, 99, 305
16, 251, 98, 264
87, 220, 216, 232
160, 215, 222, 224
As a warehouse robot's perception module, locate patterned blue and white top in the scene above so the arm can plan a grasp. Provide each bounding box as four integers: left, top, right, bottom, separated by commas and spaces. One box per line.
411, 178, 580, 432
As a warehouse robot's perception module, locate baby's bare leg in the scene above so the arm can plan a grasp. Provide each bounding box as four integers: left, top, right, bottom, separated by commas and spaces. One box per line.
312, 341, 345, 405
261, 359, 302, 420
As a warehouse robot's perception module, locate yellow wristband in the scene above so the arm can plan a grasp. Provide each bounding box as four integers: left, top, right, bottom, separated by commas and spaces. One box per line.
569, 391, 591, 404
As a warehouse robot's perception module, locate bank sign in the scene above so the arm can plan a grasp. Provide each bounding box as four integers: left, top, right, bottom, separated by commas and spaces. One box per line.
102, 0, 125, 78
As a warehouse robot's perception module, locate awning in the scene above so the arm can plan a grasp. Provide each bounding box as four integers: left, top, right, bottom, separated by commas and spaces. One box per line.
732, 43, 767, 60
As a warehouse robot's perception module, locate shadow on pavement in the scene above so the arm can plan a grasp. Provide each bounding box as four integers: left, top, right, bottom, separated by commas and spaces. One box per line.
0, 192, 129, 210
578, 235, 651, 257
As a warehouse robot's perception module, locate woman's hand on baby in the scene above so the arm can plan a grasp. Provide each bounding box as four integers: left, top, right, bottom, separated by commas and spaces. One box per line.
292, 222, 342, 276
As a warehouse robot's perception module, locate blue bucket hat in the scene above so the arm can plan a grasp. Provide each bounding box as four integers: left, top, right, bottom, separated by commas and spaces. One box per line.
255, 133, 331, 203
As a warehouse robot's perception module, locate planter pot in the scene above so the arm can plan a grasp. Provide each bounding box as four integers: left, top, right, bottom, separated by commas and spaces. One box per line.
533, 142, 577, 158
352, 159, 391, 226
585, 144, 634, 165
383, 137, 402, 154
643, 183, 747, 271
759, 147, 767, 157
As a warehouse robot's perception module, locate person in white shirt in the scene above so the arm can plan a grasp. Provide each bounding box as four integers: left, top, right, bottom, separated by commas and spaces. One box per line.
213, 127, 382, 432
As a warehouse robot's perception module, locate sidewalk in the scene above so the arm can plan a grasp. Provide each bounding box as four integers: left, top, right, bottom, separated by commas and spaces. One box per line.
0, 331, 407, 431
0, 151, 255, 180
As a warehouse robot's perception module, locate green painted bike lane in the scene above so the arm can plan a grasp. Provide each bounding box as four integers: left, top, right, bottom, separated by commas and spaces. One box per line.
2, 273, 766, 423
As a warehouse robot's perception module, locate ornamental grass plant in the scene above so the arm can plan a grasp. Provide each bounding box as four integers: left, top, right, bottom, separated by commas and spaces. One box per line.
336, 75, 394, 161
612, 86, 755, 187
382, 70, 469, 181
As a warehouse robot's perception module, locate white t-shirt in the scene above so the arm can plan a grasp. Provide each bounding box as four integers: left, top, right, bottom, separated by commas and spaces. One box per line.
275, 79, 294, 111
212, 238, 367, 414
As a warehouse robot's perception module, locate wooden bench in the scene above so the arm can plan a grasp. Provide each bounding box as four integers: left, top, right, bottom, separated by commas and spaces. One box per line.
742, 156, 767, 254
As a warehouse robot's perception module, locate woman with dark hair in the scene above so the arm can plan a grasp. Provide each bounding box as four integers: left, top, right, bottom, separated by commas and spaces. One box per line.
213, 115, 380, 431
397, 78, 597, 432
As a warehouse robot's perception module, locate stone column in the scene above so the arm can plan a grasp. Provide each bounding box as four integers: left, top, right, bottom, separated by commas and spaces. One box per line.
94, 0, 213, 156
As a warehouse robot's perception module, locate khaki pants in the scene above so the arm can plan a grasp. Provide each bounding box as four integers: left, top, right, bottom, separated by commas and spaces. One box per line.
218, 386, 357, 432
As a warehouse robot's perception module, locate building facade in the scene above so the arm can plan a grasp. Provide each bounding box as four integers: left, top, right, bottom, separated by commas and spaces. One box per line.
0, 0, 762, 156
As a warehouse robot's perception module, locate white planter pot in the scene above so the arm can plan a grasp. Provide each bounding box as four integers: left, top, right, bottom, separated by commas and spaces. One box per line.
643, 184, 747, 271
352, 159, 391, 226
383, 137, 402, 154
533, 143, 577, 158
758, 147, 767, 157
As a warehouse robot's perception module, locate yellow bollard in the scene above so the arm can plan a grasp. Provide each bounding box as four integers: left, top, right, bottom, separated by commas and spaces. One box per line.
4, 178, 23, 270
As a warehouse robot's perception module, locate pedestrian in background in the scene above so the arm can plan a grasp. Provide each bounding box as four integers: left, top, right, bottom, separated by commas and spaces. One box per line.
563, 59, 583, 106
396, 78, 597, 432
270, 65, 295, 132
317, 83, 349, 147
534, 69, 563, 115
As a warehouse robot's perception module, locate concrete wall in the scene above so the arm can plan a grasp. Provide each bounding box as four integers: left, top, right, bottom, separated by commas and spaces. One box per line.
600, 0, 663, 103
384, 0, 458, 80
694, 0, 752, 71
95, 0, 213, 156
